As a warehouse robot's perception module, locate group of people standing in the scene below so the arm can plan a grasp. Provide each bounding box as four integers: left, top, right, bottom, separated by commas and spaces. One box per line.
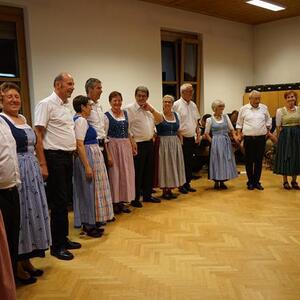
0, 72, 299, 298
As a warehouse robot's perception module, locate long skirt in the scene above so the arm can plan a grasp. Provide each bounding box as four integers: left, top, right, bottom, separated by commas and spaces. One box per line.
274, 126, 300, 176
73, 144, 114, 227
0, 212, 16, 300
209, 134, 237, 181
157, 135, 186, 188
18, 152, 51, 259
107, 138, 135, 203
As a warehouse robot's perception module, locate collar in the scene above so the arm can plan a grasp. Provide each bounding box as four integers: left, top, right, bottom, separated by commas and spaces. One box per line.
180, 97, 191, 105
52, 91, 66, 106
134, 102, 141, 111
247, 103, 260, 110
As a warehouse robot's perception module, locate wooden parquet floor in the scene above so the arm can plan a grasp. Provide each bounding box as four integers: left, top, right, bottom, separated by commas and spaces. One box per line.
16, 169, 300, 300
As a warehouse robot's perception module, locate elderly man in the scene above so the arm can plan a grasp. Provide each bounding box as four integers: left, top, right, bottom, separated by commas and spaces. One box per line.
173, 83, 200, 194
126, 86, 162, 207
236, 90, 272, 190
35, 72, 81, 260
0, 115, 20, 293
85, 78, 106, 150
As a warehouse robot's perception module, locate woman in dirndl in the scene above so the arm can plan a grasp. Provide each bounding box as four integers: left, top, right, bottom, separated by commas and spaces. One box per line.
274, 91, 300, 189
155, 95, 186, 199
104, 91, 135, 214
73, 95, 114, 238
0, 82, 51, 285
204, 100, 239, 189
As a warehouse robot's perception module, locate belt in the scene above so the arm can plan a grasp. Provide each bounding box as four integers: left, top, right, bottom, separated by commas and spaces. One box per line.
137, 139, 153, 144
0, 186, 18, 192
44, 149, 74, 155
244, 135, 265, 139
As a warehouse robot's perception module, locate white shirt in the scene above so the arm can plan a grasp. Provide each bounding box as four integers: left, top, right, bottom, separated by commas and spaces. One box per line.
236, 103, 272, 136
125, 102, 155, 142
74, 116, 89, 141
87, 101, 106, 140
205, 115, 234, 134
0, 117, 20, 189
173, 98, 200, 137
34, 92, 76, 151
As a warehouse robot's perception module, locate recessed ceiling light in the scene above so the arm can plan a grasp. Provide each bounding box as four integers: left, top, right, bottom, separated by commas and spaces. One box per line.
246, 0, 286, 11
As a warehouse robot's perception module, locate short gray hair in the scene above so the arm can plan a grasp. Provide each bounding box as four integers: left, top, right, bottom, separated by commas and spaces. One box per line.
85, 78, 101, 94
211, 100, 225, 112
135, 86, 149, 97
180, 83, 193, 94
162, 94, 174, 103
249, 90, 261, 99
53, 72, 71, 87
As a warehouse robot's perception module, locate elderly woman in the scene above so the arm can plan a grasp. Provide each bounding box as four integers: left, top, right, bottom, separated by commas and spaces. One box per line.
205, 100, 239, 189
104, 91, 135, 214
274, 91, 300, 189
155, 95, 185, 199
0, 82, 51, 284
73, 95, 114, 238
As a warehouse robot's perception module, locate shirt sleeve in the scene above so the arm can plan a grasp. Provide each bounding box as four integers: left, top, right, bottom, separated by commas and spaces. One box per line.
204, 118, 212, 134
74, 117, 88, 140
236, 107, 244, 130
275, 108, 283, 127
104, 114, 109, 136
34, 101, 49, 127
225, 114, 234, 131
265, 107, 272, 128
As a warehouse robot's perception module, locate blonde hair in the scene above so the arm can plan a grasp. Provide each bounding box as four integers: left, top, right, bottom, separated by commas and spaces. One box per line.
211, 100, 225, 112
180, 83, 193, 94
162, 94, 174, 103
249, 90, 261, 99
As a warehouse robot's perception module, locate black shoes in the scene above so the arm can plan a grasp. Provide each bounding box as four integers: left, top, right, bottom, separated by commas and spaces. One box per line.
131, 200, 143, 208
83, 226, 103, 238
247, 184, 254, 190
291, 181, 300, 190
214, 182, 220, 190
247, 183, 264, 190
178, 186, 188, 194
65, 239, 81, 250
50, 248, 74, 260
255, 183, 264, 190
219, 182, 228, 190
161, 192, 177, 200
143, 196, 161, 203
16, 275, 37, 285
120, 203, 131, 213
25, 268, 44, 277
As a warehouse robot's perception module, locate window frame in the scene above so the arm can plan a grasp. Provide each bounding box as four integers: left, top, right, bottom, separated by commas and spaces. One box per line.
0, 5, 31, 124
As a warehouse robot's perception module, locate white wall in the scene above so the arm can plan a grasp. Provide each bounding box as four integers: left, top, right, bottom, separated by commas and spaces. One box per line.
254, 16, 300, 85
2, 0, 253, 115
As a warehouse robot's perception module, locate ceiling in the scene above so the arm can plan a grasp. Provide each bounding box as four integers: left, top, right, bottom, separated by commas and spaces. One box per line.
140, 0, 300, 25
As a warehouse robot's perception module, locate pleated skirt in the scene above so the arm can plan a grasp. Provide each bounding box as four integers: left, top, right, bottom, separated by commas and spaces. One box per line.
274, 126, 300, 176
209, 134, 238, 181
157, 135, 186, 188
73, 144, 114, 227
107, 138, 135, 203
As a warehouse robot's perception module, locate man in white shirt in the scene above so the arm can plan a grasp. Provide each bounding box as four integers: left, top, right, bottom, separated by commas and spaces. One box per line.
0, 116, 20, 276
85, 78, 106, 147
173, 83, 200, 193
126, 86, 162, 207
35, 72, 81, 261
236, 90, 272, 190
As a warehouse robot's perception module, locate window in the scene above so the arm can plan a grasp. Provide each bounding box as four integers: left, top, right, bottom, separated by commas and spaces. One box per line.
161, 30, 202, 107
0, 5, 30, 123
